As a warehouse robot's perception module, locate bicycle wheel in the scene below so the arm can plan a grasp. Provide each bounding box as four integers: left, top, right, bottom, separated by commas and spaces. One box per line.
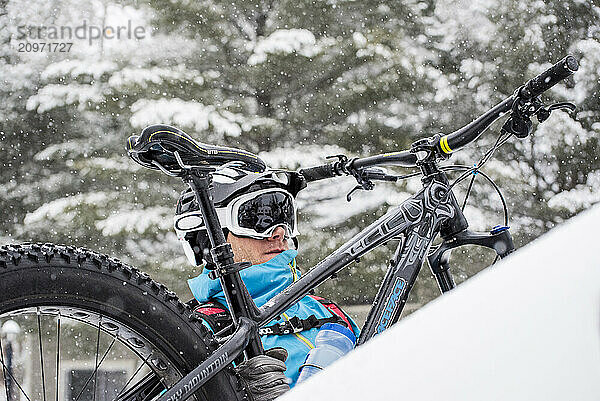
0, 244, 247, 401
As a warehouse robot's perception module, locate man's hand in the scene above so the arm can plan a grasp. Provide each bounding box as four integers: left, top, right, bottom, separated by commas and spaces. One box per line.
235, 348, 290, 401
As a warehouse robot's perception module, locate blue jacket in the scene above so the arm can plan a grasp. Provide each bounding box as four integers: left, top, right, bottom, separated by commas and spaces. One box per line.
188, 249, 360, 387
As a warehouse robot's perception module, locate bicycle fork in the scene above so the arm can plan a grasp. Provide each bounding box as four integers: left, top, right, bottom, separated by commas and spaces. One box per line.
357, 184, 515, 345
428, 227, 515, 293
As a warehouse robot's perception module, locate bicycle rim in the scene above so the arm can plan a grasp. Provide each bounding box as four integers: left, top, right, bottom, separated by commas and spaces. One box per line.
0, 244, 246, 401
0, 305, 182, 401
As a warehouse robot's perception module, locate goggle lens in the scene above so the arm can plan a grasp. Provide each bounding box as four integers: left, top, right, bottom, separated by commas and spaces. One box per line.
237, 192, 295, 234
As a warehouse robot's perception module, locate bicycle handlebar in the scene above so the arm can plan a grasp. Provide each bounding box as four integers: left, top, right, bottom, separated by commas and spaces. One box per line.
298, 151, 418, 182
299, 55, 578, 183
298, 163, 339, 182
351, 151, 417, 169
440, 55, 578, 154
519, 55, 579, 100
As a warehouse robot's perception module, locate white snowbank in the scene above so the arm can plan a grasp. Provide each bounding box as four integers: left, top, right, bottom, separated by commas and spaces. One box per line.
282, 205, 600, 401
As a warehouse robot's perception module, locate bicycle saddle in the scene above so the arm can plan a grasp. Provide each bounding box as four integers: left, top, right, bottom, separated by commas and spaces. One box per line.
127, 124, 266, 174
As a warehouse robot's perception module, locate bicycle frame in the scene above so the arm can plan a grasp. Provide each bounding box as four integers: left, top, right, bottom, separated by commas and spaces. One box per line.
147, 55, 577, 401
158, 161, 514, 401
259, 173, 463, 344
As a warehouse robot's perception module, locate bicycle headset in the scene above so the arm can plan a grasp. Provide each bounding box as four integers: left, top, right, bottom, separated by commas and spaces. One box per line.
174, 164, 307, 267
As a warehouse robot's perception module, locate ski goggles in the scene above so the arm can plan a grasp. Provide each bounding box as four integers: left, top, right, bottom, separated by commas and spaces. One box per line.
174, 188, 299, 240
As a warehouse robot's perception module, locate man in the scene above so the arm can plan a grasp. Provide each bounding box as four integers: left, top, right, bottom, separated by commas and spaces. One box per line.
174, 165, 359, 399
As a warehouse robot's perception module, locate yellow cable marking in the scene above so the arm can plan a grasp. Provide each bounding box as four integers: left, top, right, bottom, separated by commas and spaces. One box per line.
282, 312, 315, 349
147, 129, 259, 160
440, 136, 453, 154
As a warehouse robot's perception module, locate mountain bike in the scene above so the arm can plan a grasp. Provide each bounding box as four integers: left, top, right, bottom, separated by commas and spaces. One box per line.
0, 55, 579, 401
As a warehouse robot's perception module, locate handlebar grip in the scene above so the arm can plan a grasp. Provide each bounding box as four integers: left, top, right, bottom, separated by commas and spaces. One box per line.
298, 164, 338, 182
520, 55, 578, 99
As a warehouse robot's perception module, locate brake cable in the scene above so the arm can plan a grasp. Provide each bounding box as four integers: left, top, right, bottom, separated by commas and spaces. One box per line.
453, 130, 512, 221
425, 130, 513, 264
441, 166, 509, 227
430, 129, 512, 214
341, 125, 512, 231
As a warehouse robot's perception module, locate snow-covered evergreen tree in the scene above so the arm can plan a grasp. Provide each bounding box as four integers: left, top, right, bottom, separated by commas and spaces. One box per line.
1, 0, 598, 303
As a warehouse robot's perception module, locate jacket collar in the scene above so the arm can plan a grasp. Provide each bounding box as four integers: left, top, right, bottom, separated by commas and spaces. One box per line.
188, 249, 299, 308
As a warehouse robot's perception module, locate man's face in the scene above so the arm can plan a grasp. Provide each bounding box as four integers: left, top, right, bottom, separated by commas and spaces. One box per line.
227, 226, 290, 265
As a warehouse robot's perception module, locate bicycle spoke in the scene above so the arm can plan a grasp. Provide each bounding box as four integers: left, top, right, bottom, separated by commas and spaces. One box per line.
93, 319, 101, 401
73, 336, 116, 401
55, 313, 61, 401
2, 309, 183, 401
0, 336, 32, 401
115, 355, 152, 398
37, 308, 48, 401
113, 371, 162, 401
1, 334, 10, 401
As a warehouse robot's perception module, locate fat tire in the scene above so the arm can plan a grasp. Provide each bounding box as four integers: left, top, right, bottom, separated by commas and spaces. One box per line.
0, 243, 248, 401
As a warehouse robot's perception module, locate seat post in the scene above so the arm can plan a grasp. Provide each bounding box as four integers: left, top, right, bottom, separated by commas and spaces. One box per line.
184, 168, 264, 357
185, 169, 229, 252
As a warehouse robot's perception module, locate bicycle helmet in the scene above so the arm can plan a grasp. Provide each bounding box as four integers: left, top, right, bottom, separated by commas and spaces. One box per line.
174, 164, 306, 266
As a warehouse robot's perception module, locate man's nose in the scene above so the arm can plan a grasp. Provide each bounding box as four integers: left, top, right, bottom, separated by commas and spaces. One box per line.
268, 226, 286, 241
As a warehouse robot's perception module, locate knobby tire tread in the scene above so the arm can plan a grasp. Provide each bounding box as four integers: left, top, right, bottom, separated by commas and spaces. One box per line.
0, 243, 249, 401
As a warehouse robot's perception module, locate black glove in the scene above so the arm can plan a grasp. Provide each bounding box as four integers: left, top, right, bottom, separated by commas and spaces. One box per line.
235, 348, 290, 401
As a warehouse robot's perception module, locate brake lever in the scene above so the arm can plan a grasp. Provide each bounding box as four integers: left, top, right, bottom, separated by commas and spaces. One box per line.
325, 154, 398, 201
346, 168, 399, 201
536, 101, 576, 122
548, 102, 576, 112
346, 185, 363, 202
